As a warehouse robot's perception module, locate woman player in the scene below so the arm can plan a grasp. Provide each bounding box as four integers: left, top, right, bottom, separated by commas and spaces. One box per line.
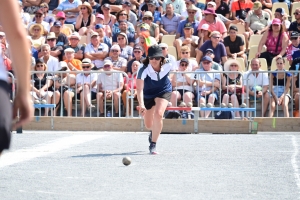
137, 45, 175, 154
0, 1, 33, 156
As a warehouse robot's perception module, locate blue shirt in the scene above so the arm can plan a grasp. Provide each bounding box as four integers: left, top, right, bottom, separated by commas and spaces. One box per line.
177, 19, 199, 37
137, 62, 174, 99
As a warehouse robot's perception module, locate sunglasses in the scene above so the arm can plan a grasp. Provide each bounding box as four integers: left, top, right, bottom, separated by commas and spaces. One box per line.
35, 15, 42, 18
181, 52, 189, 54
134, 51, 141, 53
103, 65, 111, 68
82, 66, 91, 69
111, 50, 119, 52
47, 39, 55, 41
36, 64, 44, 67
202, 61, 211, 65
149, 57, 161, 60
143, 17, 152, 20
212, 36, 220, 39
206, 52, 212, 55
118, 37, 125, 40
230, 64, 238, 67
58, 18, 65, 21
81, 7, 87, 10
34, 29, 40, 31
294, 12, 300, 15
120, 13, 127, 16
180, 63, 188, 67
161, 47, 167, 50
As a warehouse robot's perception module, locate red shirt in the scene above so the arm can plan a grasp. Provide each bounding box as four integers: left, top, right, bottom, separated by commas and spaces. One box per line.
124, 74, 137, 90
231, 0, 253, 12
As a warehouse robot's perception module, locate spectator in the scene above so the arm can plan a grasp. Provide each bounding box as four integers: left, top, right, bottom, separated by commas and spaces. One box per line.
112, 10, 135, 36
76, 58, 97, 117
64, 32, 85, 60
197, 8, 227, 39
221, 59, 243, 118
159, 43, 177, 70
243, 58, 270, 117
256, 18, 289, 68
100, 0, 123, 15
274, 8, 290, 32
104, 45, 127, 72
41, 44, 60, 73
92, 14, 112, 37
137, 11, 160, 42
137, 24, 158, 52
214, 0, 230, 18
75, 2, 96, 35
139, 0, 161, 18
196, 31, 227, 65
112, 20, 135, 46
29, 24, 45, 51
127, 45, 145, 75
18, 1, 30, 26
44, 32, 64, 60
122, 60, 139, 117
52, 0, 82, 24
192, 56, 221, 118
286, 32, 300, 65
181, 0, 202, 21
97, 4, 116, 28
177, 45, 199, 71
89, 24, 112, 48
0, 44, 12, 72
49, 0, 60, 11
51, 21, 69, 47
170, 58, 195, 107
84, 32, 109, 69
269, 57, 291, 117
160, 4, 181, 36
23, 0, 44, 14
289, 8, 300, 34
176, 5, 199, 39
199, 49, 223, 71
223, 26, 247, 63
243, 1, 271, 50
28, 37, 39, 61
198, 24, 211, 47
33, 3, 55, 27
116, 32, 133, 60
64, 48, 83, 72
144, 0, 161, 25
231, 0, 253, 21
97, 60, 124, 117
163, 0, 186, 14
28, 10, 50, 34
122, 1, 137, 26
88, 0, 100, 14
55, 11, 72, 36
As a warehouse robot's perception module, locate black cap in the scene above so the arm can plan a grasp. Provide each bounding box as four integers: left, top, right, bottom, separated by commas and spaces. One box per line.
122, 1, 131, 6
180, 58, 189, 64
36, 58, 45, 64
275, 8, 285, 15
229, 25, 238, 31
134, 45, 143, 51
148, 45, 163, 58
147, 0, 156, 5
102, 3, 110, 9
291, 31, 299, 38
184, 23, 193, 29
205, 48, 214, 54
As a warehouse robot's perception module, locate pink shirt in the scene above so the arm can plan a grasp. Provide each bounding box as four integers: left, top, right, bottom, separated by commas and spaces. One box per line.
197, 18, 227, 34
265, 31, 286, 55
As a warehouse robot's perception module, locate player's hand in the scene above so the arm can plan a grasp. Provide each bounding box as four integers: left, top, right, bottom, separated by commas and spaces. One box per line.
12, 93, 33, 129
138, 105, 146, 117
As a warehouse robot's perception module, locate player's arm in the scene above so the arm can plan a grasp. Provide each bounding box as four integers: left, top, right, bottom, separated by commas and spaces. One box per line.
0, 0, 33, 127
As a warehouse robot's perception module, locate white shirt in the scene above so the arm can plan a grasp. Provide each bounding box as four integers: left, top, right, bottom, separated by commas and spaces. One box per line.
163, 0, 186, 14
85, 43, 109, 69
28, 21, 51, 32
173, 72, 193, 91
176, 59, 198, 71
76, 73, 98, 92
181, 8, 202, 21
42, 56, 59, 74
192, 69, 221, 92
97, 71, 123, 91
243, 69, 269, 88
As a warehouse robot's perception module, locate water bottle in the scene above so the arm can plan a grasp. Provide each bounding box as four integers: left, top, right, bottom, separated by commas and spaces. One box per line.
107, 111, 111, 117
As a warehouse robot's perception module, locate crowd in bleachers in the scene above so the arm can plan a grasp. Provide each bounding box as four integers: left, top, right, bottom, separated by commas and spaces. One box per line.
1, 0, 300, 118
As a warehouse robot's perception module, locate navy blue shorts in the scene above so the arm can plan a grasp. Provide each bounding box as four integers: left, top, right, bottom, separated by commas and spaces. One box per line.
144, 92, 172, 110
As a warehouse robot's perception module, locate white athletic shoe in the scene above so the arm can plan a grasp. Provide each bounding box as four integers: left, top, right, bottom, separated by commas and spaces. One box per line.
34, 100, 41, 104
41, 99, 47, 104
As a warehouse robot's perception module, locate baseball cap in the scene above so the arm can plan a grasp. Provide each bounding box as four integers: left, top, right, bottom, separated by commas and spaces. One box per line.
272, 18, 281, 25
207, 1, 216, 7
201, 56, 212, 62
147, 0, 156, 5
53, 21, 62, 27
111, 44, 121, 51
56, 11, 66, 19
275, 8, 285, 15
95, 24, 104, 29
200, 24, 209, 31
102, 3, 110, 9
229, 25, 238, 32
133, 45, 143, 51
35, 9, 43, 15
158, 43, 168, 48
91, 32, 99, 38
96, 14, 104, 19
122, 1, 131, 6
205, 49, 214, 54
184, 23, 193, 29
68, 32, 81, 40
253, 1, 262, 10
64, 48, 75, 53
103, 60, 113, 66
291, 31, 299, 38
180, 58, 189, 64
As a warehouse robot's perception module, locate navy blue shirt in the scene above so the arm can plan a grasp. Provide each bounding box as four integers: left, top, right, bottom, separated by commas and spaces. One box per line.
177, 19, 199, 37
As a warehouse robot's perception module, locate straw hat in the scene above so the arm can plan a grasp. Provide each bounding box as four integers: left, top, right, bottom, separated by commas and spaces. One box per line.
29, 23, 44, 35
78, 2, 93, 14
224, 59, 242, 73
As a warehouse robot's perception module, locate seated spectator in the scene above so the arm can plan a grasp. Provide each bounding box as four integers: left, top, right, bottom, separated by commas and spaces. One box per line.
88, 0, 100, 14
116, 32, 133, 60
196, 31, 227, 65
112, 21, 135, 47
214, 0, 230, 19
181, 0, 202, 21
28, 10, 50, 35
274, 8, 290, 32
27, 37, 38, 61
223, 26, 247, 63
52, 0, 81, 25
30, 59, 54, 116
176, 46, 198, 71
256, 19, 289, 68
176, 5, 199, 39
160, 4, 181, 36
18, 1, 31, 26
163, 0, 185, 15
288, 8, 300, 34
170, 58, 195, 107
75, 58, 97, 117
231, 0, 253, 21
29, 24, 45, 51
192, 56, 221, 118
199, 49, 223, 71
97, 60, 124, 117
122, 1, 137, 26
269, 57, 291, 117
159, 43, 177, 70
99, 0, 123, 15
34, 3, 55, 27
221, 59, 243, 117
23, 0, 44, 14
243, 2, 271, 50
127, 45, 145, 75
138, 28, 158, 54
112, 10, 135, 36
174, 22, 199, 58
51, 21, 69, 47
55, 11, 72, 36
286, 32, 300, 65
198, 24, 211, 47
92, 14, 112, 38
144, 0, 161, 25
197, 8, 227, 39
41, 44, 60, 74
243, 58, 270, 117
84, 32, 109, 69
97, 4, 116, 28
122, 61, 139, 117
1, 44, 12, 72
64, 48, 83, 72
137, 11, 160, 42
43, 32, 64, 60
75, 2, 96, 35
64, 32, 85, 60
104, 45, 127, 72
